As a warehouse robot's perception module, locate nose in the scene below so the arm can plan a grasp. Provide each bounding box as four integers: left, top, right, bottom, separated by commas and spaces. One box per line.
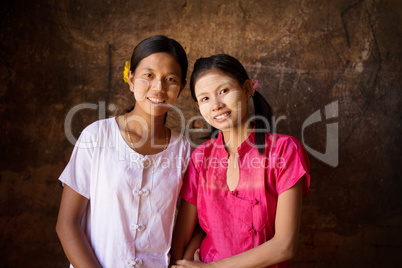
211, 97, 224, 111
152, 79, 164, 92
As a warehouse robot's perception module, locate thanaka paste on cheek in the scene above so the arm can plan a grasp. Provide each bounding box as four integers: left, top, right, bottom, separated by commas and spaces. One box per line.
133, 79, 150, 101
198, 102, 211, 124
223, 91, 245, 111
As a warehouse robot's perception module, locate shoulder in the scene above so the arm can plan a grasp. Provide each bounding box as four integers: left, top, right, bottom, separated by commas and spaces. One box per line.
267, 133, 309, 166
189, 138, 220, 168
76, 118, 116, 146
81, 118, 115, 135
170, 129, 191, 152
267, 133, 303, 151
170, 129, 189, 145
192, 138, 216, 155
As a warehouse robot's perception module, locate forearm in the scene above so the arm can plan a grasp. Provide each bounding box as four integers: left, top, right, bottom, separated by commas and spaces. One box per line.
182, 222, 206, 260
170, 239, 187, 263
56, 185, 102, 268
170, 227, 191, 262
171, 224, 195, 262
209, 236, 296, 268
56, 222, 102, 268
170, 200, 198, 263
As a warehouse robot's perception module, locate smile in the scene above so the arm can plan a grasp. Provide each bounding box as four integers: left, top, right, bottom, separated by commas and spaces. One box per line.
147, 97, 166, 104
214, 112, 231, 121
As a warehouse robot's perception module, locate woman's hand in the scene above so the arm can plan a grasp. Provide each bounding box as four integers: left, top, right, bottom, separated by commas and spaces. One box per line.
174, 260, 207, 268
193, 248, 201, 261
172, 249, 210, 268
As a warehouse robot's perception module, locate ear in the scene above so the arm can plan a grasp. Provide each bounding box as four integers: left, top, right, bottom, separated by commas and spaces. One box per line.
181, 80, 187, 91
128, 71, 135, 92
195, 102, 199, 109
178, 80, 187, 96
243, 80, 253, 98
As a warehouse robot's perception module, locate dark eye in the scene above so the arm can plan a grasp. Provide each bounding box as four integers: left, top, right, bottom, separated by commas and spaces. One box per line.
144, 73, 152, 78
219, 88, 229, 94
200, 96, 209, 102
166, 77, 176, 82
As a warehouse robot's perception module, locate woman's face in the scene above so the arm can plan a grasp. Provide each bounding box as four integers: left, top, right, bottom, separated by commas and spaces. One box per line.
128, 52, 185, 117
194, 69, 250, 131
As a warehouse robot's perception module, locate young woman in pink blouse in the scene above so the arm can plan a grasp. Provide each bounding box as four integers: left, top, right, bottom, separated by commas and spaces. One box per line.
170, 54, 310, 268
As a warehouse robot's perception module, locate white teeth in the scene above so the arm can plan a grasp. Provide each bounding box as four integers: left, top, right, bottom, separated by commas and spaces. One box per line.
215, 112, 230, 120
148, 97, 165, 103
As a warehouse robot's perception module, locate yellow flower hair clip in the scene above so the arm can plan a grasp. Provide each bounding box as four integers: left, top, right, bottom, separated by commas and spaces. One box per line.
123, 61, 130, 83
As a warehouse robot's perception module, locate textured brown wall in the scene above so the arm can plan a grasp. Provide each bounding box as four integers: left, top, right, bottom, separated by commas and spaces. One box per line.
1, 0, 401, 267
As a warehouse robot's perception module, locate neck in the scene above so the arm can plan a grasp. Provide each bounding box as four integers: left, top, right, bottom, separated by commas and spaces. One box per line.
127, 107, 166, 138
221, 120, 252, 155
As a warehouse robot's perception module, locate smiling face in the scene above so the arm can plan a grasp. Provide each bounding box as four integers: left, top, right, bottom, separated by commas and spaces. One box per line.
194, 69, 251, 131
128, 52, 184, 117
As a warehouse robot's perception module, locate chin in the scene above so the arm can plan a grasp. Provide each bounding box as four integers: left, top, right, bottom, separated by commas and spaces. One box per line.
145, 105, 172, 117
210, 124, 231, 131
212, 120, 240, 131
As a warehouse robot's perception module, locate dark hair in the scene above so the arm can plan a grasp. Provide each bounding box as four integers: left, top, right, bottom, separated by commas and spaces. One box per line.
190, 54, 272, 154
130, 35, 188, 83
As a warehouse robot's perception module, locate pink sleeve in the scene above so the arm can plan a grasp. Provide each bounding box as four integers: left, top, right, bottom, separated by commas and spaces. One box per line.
179, 155, 199, 206
275, 137, 310, 197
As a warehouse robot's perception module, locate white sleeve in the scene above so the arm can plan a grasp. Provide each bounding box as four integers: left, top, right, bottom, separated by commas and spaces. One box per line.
58, 127, 96, 199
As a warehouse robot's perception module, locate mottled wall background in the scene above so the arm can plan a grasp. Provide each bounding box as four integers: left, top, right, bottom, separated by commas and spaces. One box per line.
1, 0, 401, 267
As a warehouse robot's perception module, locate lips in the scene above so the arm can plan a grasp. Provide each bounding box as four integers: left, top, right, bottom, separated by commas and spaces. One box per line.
213, 111, 231, 121
147, 97, 166, 104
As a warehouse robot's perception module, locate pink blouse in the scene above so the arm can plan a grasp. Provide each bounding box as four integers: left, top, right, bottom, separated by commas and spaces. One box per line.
180, 131, 310, 267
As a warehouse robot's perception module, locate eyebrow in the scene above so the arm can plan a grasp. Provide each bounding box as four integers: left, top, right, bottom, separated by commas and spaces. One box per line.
141, 67, 180, 77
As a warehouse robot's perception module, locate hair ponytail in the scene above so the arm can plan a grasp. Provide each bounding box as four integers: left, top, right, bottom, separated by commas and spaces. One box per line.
252, 91, 273, 154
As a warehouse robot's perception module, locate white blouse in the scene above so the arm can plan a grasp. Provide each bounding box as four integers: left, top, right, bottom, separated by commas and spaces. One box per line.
59, 117, 191, 268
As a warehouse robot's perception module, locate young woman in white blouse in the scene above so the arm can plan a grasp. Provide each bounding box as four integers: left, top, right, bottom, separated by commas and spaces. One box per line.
56, 35, 191, 268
